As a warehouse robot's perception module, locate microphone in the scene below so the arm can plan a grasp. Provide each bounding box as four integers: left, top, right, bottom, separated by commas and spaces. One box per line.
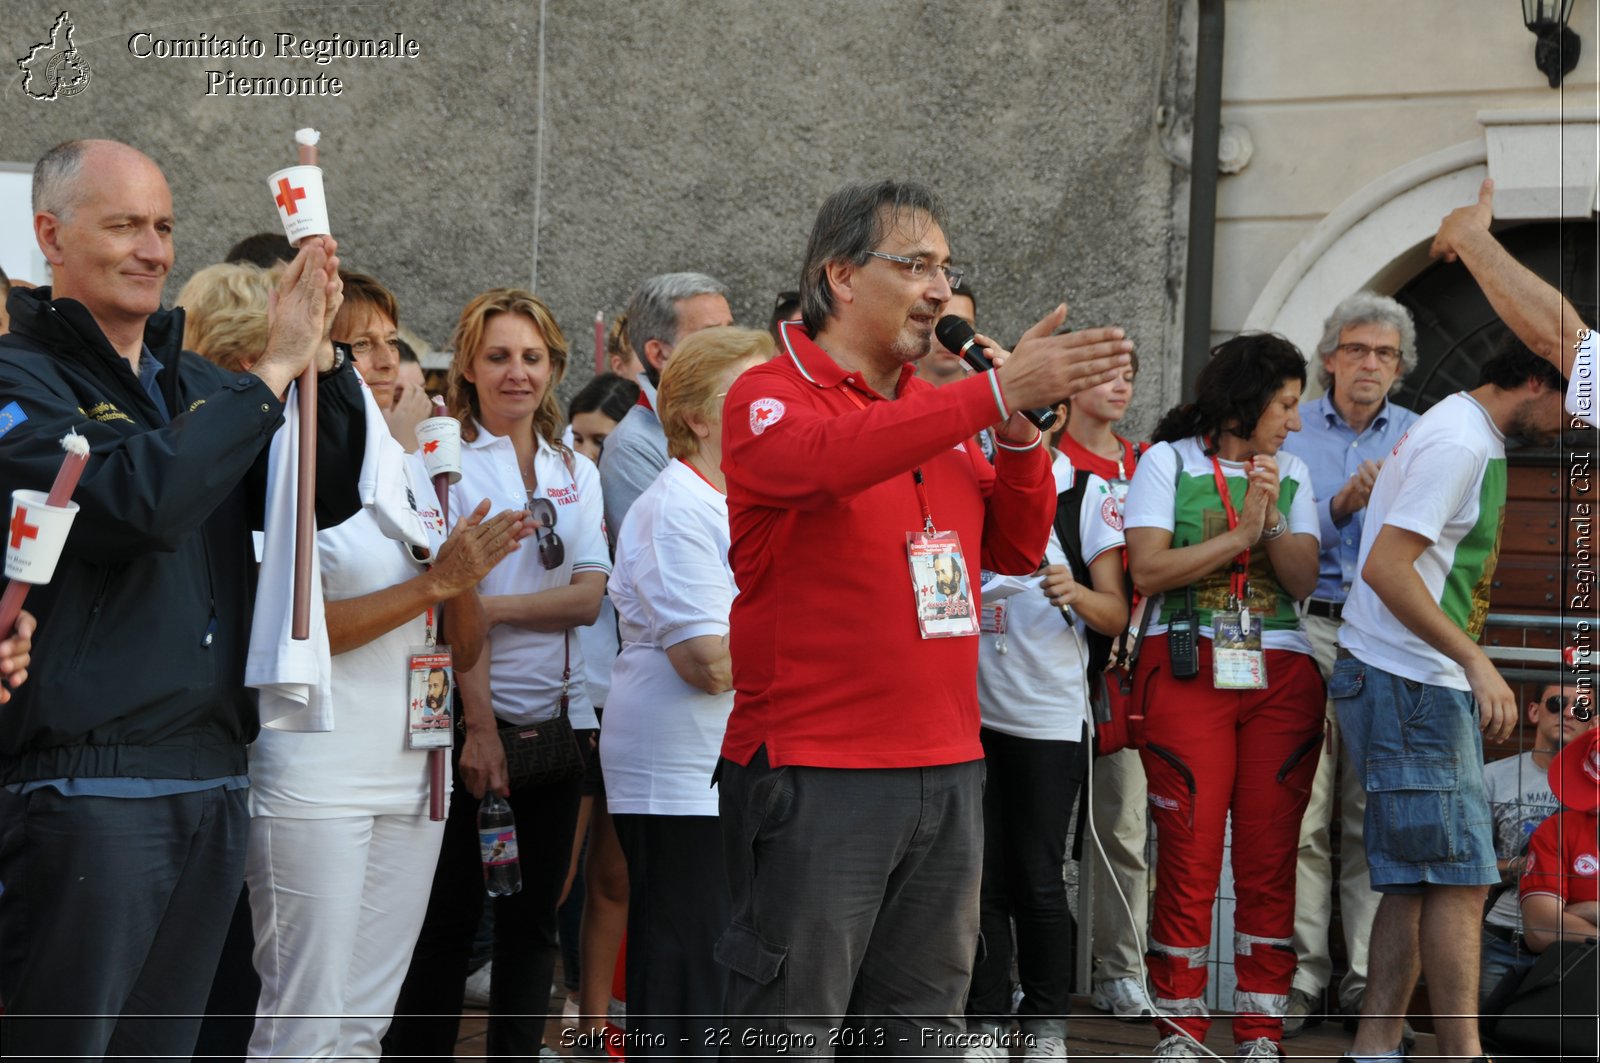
934, 316, 1058, 432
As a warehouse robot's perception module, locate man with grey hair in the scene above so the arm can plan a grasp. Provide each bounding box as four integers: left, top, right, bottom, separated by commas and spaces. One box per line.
598, 271, 733, 539
1278, 290, 1421, 1037
0, 138, 363, 1060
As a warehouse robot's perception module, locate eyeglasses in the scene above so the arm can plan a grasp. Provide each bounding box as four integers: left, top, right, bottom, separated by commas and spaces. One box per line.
525, 495, 565, 570
1547, 694, 1594, 720
1336, 342, 1402, 365
863, 251, 966, 290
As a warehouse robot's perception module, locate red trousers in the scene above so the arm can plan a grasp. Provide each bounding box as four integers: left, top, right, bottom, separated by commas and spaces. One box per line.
1134, 634, 1324, 1044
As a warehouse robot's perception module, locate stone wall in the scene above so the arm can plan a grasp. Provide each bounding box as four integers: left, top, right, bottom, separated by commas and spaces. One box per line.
2, 0, 1186, 427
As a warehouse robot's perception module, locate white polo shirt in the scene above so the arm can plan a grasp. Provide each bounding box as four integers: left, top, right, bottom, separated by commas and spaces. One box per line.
977, 451, 1125, 742
601, 459, 736, 816
452, 423, 611, 729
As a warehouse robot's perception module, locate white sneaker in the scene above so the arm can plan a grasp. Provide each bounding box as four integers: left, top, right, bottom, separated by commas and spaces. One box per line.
561, 993, 580, 1028
462, 962, 492, 1009
964, 1026, 1008, 1062
1152, 1034, 1205, 1060
1022, 1034, 1066, 1059
1091, 976, 1153, 1021
1235, 1037, 1282, 1062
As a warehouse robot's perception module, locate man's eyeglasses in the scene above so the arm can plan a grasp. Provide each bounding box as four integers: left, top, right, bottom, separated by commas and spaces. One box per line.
1335, 342, 1401, 365
1547, 693, 1594, 721
525, 496, 565, 571
863, 251, 966, 291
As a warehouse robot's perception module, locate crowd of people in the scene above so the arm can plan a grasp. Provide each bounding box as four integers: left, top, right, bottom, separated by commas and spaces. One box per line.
0, 139, 1595, 1063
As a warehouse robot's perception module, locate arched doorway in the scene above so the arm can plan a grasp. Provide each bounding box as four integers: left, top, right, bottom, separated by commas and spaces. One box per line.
1393, 220, 1599, 412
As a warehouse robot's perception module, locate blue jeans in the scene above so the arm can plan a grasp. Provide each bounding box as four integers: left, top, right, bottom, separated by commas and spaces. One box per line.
716, 746, 984, 1057
1330, 655, 1497, 892
1479, 927, 1536, 1005
0, 785, 249, 1060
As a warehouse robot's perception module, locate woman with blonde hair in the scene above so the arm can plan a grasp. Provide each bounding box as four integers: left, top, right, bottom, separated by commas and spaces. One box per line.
387, 288, 611, 1060
601, 326, 770, 1057
176, 262, 278, 372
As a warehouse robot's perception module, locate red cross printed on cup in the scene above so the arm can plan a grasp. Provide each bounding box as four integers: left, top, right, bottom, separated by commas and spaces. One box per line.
274, 176, 308, 216
9, 506, 40, 550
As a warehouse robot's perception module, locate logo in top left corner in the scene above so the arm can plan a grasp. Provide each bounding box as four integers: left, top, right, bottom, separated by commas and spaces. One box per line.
17, 11, 93, 101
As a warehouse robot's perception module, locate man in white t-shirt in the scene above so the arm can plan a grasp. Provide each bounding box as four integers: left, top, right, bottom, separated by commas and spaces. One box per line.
1430, 177, 1596, 429
1479, 679, 1594, 1002
1333, 343, 1568, 1063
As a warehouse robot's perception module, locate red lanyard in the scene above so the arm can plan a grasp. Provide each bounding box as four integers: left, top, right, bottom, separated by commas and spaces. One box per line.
636, 389, 654, 413
1207, 442, 1249, 602
840, 384, 935, 532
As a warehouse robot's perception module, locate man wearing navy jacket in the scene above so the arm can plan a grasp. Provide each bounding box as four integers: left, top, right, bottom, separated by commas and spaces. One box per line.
0, 138, 365, 1061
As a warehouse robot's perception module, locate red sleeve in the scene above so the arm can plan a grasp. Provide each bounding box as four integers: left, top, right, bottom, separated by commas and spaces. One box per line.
975, 436, 1054, 575
722, 362, 1014, 510
1520, 814, 1568, 899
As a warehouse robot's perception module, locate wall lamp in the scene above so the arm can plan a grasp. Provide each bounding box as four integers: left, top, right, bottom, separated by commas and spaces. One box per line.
1523, 0, 1582, 87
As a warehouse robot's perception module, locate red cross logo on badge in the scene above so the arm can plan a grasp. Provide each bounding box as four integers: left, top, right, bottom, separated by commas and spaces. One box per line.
749, 397, 785, 436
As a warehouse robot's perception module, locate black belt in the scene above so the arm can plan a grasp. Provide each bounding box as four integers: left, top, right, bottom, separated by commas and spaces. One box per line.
1306, 599, 1343, 621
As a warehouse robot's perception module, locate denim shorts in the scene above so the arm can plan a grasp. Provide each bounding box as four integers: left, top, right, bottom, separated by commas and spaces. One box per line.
1330, 654, 1498, 893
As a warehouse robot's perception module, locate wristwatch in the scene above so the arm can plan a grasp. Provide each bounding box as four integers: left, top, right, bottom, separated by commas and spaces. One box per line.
1261, 513, 1288, 541
321, 340, 352, 377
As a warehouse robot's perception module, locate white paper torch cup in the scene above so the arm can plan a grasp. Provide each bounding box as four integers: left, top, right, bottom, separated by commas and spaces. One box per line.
267, 164, 331, 245
416, 416, 463, 484
5, 490, 79, 585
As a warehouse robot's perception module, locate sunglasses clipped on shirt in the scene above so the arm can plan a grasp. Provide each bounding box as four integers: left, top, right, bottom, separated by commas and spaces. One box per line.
525, 495, 565, 571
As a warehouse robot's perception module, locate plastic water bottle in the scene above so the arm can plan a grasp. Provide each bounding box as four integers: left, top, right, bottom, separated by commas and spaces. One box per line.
478, 794, 522, 896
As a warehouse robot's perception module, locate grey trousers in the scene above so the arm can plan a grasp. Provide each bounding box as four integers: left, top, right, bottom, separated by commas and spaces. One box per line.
0, 784, 249, 1062
715, 747, 984, 1059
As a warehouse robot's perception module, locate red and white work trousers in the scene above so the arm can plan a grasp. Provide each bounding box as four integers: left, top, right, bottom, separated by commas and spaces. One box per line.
1133, 634, 1325, 1045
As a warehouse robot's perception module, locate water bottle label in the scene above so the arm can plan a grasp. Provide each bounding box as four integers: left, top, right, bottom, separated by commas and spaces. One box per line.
480, 827, 518, 866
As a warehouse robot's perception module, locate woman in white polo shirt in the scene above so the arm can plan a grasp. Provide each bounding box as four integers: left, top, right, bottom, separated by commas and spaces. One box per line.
964, 419, 1129, 1059
601, 326, 770, 1057
387, 288, 610, 1060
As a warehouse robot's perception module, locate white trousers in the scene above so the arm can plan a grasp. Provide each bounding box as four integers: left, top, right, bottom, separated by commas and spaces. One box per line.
245, 812, 446, 1060
1289, 613, 1380, 1006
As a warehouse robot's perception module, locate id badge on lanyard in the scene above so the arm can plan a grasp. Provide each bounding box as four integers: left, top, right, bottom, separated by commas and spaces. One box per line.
905, 477, 979, 639
407, 605, 455, 749
839, 384, 978, 639
1208, 451, 1267, 690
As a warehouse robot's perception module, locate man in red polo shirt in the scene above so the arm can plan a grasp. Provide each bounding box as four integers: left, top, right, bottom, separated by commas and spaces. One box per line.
716, 179, 1134, 1054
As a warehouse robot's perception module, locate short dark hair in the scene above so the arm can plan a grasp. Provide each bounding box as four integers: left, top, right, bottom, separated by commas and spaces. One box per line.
568, 371, 640, 425
225, 232, 296, 268
1152, 333, 1307, 450
1478, 338, 1566, 392
798, 180, 947, 335
334, 271, 400, 335
768, 290, 801, 339
396, 338, 419, 365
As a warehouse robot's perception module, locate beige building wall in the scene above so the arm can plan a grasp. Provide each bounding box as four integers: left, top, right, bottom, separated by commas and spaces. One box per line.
1210, 0, 1599, 382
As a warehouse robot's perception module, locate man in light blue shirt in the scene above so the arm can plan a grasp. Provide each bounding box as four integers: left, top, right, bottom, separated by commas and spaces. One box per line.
1278, 291, 1421, 1036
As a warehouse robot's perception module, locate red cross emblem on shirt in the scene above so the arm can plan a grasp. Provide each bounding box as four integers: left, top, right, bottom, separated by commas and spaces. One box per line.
274, 177, 307, 216
9, 507, 40, 550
